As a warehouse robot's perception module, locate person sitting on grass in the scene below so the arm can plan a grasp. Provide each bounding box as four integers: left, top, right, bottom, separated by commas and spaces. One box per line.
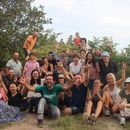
118, 77, 130, 126
83, 79, 103, 125
0, 76, 22, 123
103, 63, 126, 116
8, 83, 28, 111
63, 65, 89, 115
19, 74, 69, 127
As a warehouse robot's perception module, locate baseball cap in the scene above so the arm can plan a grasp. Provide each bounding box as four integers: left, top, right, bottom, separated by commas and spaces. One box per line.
101, 51, 110, 58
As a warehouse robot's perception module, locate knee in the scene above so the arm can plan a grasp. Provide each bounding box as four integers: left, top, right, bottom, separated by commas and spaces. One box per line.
112, 104, 119, 113
39, 98, 46, 104
63, 107, 72, 115
103, 91, 110, 98
52, 108, 61, 119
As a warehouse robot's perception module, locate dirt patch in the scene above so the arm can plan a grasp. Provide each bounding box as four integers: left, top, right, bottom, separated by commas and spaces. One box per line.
2, 114, 128, 130
3, 113, 53, 130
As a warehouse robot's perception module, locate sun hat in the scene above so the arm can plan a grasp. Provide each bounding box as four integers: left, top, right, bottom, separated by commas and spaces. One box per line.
125, 77, 130, 83
58, 74, 65, 79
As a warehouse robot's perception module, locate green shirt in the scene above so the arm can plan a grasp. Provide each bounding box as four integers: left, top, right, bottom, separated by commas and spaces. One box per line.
35, 84, 63, 106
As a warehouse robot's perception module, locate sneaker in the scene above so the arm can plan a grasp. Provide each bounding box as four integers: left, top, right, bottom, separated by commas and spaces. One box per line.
104, 108, 110, 117
83, 112, 90, 124
90, 114, 96, 125
120, 117, 126, 126
37, 119, 43, 128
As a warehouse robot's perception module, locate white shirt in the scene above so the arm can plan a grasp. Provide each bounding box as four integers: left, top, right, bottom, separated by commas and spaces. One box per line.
69, 62, 82, 75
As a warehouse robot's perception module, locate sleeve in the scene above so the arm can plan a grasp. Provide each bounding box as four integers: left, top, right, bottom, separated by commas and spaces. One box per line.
6, 60, 11, 68
55, 84, 63, 93
35, 85, 44, 93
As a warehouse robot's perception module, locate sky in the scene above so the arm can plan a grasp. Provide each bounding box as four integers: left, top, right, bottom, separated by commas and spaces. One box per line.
32, 0, 130, 51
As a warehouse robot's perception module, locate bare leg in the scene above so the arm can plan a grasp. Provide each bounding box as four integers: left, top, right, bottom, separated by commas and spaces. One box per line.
95, 101, 103, 118
86, 100, 93, 116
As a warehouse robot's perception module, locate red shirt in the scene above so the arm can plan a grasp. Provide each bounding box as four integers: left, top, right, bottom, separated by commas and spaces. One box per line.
73, 36, 81, 45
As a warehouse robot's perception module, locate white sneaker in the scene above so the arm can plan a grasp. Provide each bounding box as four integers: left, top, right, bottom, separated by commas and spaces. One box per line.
120, 117, 126, 126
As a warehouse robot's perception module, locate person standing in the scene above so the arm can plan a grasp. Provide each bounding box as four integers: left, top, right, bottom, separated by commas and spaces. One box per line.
23, 32, 38, 59
6, 52, 22, 78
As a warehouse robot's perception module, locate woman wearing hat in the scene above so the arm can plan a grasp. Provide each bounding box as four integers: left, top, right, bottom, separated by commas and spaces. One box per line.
118, 77, 130, 125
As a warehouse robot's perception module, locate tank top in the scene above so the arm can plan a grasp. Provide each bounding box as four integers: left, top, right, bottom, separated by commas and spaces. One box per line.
108, 83, 120, 103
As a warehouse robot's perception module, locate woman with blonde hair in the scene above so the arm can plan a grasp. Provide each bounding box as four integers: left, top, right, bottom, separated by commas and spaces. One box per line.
103, 63, 126, 116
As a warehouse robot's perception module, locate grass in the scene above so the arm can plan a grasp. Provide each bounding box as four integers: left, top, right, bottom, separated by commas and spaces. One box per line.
49, 114, 130, 130
1, 114, 130, 130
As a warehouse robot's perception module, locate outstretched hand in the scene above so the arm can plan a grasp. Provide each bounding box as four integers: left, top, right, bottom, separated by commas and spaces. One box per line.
19, 77, 27, 85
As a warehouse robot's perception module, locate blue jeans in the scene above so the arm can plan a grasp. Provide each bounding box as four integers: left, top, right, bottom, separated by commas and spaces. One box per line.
37, 98, 61, 120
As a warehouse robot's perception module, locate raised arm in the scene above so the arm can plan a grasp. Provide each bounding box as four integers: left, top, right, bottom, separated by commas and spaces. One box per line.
20, 77, 35, 91
58, 61, 73, 81
116, 62, 127, 87
82, 64, 90, 86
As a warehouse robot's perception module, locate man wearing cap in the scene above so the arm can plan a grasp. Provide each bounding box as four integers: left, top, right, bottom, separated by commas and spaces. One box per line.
119, 77, 130, 125
98, 51, 118, 86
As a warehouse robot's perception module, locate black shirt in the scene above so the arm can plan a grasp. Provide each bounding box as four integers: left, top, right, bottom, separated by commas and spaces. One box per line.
8, 93, 22, 107
71, 83, 87, 112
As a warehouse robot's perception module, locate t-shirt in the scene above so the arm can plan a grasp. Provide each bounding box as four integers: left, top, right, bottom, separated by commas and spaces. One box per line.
119, 89, 130, 103
6, 59, 22, 78
98, 59, 118, 86
73, 37, 81, 45
23, 35, 37, 51
71, 83, 87, 112
8, 93, 22, 107
69, 62, 82, 75
35, 84, 63, 106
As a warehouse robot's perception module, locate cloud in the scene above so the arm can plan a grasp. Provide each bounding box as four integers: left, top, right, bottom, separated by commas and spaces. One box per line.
34, 0, 76, 13
33, 0, 130, 50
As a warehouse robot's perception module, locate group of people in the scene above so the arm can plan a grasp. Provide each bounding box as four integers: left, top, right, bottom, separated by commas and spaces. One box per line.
0, 32, 130, 128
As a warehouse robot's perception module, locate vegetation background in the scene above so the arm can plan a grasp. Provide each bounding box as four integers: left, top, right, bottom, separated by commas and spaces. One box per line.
1, 1, 130, 129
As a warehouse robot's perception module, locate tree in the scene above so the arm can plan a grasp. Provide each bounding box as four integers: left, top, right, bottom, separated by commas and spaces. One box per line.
0, 0, 52, 67
88, 36, 118, 55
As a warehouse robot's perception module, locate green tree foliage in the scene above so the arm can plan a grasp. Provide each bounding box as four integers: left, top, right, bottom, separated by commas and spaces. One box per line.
0, 0, 52, 67
88, 36, 118, 54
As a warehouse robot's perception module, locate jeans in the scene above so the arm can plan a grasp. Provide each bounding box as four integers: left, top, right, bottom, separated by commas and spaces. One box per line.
37, 98, 61, 120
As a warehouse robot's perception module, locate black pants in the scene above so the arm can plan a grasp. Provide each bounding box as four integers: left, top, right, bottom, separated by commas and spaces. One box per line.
29, 97, 41, 113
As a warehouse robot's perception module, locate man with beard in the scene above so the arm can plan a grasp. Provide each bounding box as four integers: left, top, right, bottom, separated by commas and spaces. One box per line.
20, 74, 69, 127
6, 52, 22, 78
